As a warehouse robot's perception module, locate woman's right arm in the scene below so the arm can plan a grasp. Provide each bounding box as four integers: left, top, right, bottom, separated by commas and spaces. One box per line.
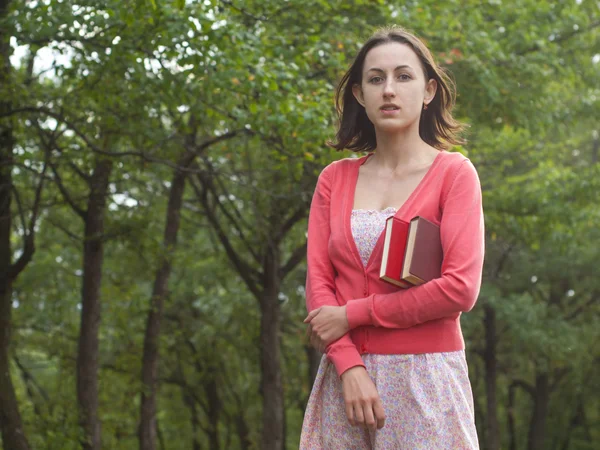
306, 163, 365, 377
306, 163, 386, 430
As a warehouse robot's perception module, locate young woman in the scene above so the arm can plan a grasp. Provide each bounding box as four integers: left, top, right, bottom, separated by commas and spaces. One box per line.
300, 27, 484, 449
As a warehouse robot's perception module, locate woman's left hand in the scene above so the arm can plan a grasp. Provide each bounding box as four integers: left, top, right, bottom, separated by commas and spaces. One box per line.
304, 306, 350, 353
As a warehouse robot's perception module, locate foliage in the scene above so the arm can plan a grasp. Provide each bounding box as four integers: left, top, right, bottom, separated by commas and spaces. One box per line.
1, 0, 598, 448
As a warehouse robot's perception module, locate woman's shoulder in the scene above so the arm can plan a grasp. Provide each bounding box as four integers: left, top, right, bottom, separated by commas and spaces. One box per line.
431, 150, 479, 197
438, 150, 478, 178
438, 149, 471, 166
318, 154, 368, 179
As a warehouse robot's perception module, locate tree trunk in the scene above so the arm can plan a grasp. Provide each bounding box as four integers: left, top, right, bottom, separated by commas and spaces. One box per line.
181, 388, 202, 450
0, 0, 31, 445
139, 158, 190, 450
0, 285, 31, 450
484, 305, 500, 450
235, 412, 251, 450
560, 398, 585, 450
507, 383, 517, 450
259, 245, 284, 450
0, 169, 31, 450
77, 158, 112, 450
205, 372, 221, 450
527, 372, 549, 450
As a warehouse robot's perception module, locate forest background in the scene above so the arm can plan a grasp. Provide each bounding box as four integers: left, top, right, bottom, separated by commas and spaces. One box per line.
0, 0, 599, 449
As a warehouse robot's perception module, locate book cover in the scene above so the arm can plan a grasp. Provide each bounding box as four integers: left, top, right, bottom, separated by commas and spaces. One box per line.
401, 216, 443, 285
379, 216, 411, 288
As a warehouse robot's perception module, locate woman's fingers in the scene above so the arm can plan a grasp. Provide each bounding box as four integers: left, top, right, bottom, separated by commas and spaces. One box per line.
303, 307, 321, 323
353, 403, 365, 427
373, 397, 386, 429
346, 400, 381, 429
345, 403, 355, 427
343, 391, 386, 430
363, 403, 377, 431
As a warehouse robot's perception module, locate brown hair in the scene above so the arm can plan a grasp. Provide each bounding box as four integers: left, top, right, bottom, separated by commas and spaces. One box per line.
328, 26, 467, 152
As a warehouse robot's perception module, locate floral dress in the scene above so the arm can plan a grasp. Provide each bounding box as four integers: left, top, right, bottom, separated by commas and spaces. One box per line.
299, 208, 479, 449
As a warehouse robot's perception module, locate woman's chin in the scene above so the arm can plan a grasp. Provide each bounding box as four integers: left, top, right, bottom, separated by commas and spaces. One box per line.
373, 115, 420, 134
374, 120, 408, 134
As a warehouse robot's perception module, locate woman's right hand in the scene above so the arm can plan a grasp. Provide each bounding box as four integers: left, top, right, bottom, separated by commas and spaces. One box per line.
340, 366, 386, 431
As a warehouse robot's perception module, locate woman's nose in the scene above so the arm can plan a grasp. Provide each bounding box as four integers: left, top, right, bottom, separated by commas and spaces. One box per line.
383, 80, 395, 97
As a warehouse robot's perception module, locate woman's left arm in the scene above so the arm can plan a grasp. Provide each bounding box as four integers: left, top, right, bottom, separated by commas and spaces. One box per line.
345, 159, 485, 329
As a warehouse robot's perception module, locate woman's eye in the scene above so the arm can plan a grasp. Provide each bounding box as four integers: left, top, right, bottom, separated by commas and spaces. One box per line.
398, 74, 411, 81
369, 76, 383, 83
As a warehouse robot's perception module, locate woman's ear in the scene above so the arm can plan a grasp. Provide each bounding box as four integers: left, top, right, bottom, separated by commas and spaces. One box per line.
352, 84, 366, 107
424, 78, 437, 106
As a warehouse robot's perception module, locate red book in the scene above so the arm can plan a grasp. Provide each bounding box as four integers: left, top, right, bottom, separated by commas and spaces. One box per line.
379, 216, 411, 288
400, 216, 443, 285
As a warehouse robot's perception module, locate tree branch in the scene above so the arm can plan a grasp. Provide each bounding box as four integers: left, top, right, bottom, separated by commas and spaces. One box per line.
189, 171, 261, 299
49, 161, 87, 219
9, 150, 50, 280
494, 242, 514, 279
191, 160, 262, 266
10, 184, 27, 249
511, 379, 535, 397
13, 355, 48, 422
279, 241, 307, 279
565, 292, 598, 321
2, 106, 255, 173
273, 206, 307, 244
13, 354, 50, 403
199, 166, 261, 264
44, 216, 83, 243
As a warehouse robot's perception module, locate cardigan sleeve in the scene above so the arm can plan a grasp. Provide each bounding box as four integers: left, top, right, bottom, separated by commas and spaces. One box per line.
345, 159, 485, 329
306, 163, 365, 377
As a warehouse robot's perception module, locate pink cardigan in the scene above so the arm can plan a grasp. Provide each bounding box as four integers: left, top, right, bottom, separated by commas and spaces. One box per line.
306, 150, 485, 377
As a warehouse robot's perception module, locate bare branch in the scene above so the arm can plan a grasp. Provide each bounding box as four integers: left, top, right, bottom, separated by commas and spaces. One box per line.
44, 216, 82, 243
9, 150, 50, 280
220, 0, 268, 21
10, 185, 27, 250
13, 355, 47, 422
273, 206, 307, 244
494, 242, 514, 279
565, 292, 598, 321
13, 354, 50, 403
49, 161, 87, 219
66, 160, 91, 182
28, 151, 50, 237
196, 130, 248, 153
205, 173, 260, 260
191, 160, 261, 265
279, 241, 307, 279
511, 379, 535, 397
189, 171, 261, 299
3, 106, 254, 173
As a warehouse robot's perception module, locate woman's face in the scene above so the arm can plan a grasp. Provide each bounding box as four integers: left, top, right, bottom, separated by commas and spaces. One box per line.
353, 42, 436, 133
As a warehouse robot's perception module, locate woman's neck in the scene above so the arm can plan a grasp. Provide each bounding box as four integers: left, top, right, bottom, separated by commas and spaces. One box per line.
369, 128, 436, 172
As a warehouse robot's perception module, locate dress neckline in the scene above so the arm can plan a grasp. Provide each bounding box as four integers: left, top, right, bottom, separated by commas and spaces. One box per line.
345, 150, 446, 270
